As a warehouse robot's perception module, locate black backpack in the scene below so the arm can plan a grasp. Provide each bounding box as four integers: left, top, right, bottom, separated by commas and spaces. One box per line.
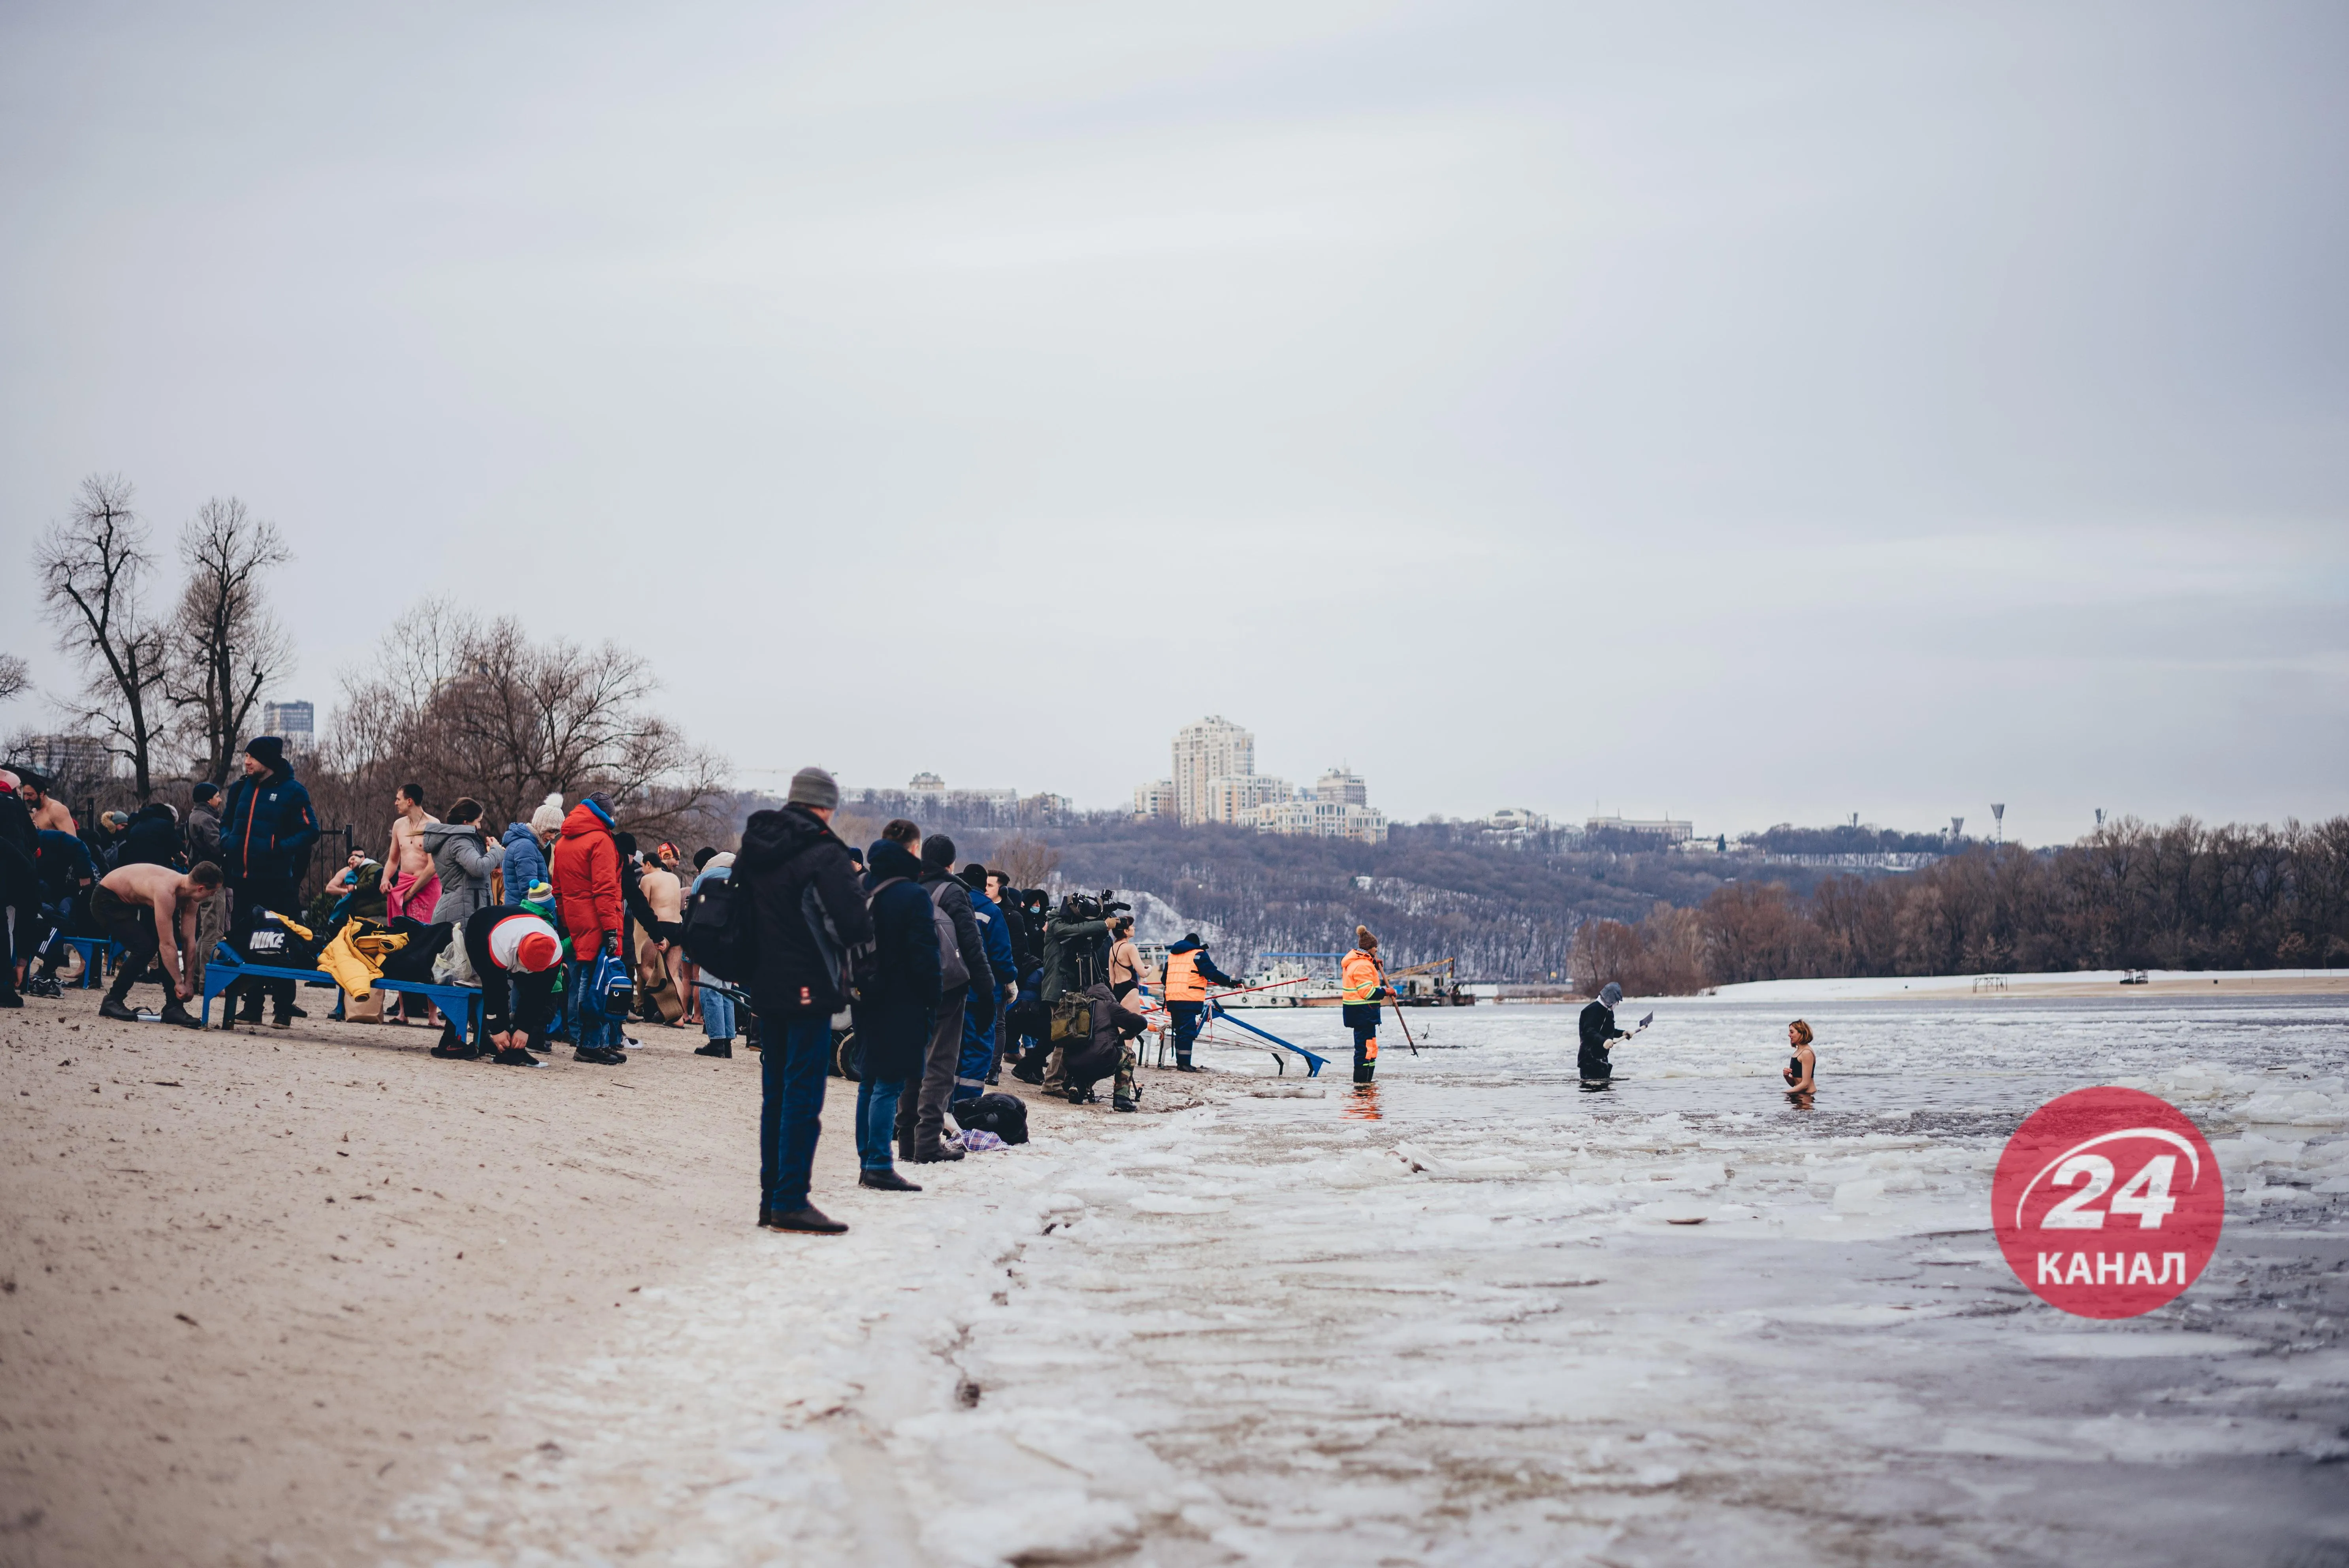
958, 1091, 1029, 1146
682, 873, 756, 983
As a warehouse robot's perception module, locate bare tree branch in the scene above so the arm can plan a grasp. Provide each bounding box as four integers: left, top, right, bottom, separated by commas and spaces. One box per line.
37, 474, 170, 799
164, 496, 295, 785
0, 653, 29, 706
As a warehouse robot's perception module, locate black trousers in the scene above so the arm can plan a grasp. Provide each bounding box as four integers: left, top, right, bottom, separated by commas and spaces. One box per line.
91, 886, 162, 1006
1168, 1001, 1204, 1065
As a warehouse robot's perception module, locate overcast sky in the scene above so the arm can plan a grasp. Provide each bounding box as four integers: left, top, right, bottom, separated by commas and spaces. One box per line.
4, 1, 2343, 844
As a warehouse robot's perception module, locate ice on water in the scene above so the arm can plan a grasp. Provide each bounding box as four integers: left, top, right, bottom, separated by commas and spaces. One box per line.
379, 996, 2349, 1567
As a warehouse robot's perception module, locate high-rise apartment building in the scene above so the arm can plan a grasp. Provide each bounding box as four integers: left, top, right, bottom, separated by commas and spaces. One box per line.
260, 699, 315, 749
1171, 716, 1253, 825
1315, 767, 1366, 806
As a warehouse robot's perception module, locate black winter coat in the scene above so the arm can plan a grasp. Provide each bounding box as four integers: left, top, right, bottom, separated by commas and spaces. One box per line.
1577, 999, 1627, 1076
919, 866, 996, 1028
854, 841, 941, 1080
737, 805, 872, 1018
219, 766, 320, 884
117, 805, 185, 870
0, 793, 35, 903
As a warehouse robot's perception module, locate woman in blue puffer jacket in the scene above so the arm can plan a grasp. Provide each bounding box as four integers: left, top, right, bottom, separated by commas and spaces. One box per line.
499, 794, 562, 907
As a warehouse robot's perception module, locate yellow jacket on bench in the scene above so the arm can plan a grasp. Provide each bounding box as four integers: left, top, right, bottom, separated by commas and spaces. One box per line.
318, 917, 409, 1003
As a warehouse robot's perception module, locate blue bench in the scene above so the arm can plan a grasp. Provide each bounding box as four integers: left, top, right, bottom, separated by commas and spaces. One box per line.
200, 946, 485, 1045
49, 935, 117, 988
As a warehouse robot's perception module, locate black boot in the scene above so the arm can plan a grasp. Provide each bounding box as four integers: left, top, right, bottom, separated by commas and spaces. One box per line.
763, 1204, 848, 1234
694, 1038, 733, 1058
859, 1169, 923, 1192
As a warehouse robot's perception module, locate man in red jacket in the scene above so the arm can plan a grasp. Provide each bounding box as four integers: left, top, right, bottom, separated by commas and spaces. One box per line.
550, 794, 627, 1064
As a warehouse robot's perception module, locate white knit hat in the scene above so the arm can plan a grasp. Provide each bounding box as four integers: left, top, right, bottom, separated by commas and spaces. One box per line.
529, 792, 565, 834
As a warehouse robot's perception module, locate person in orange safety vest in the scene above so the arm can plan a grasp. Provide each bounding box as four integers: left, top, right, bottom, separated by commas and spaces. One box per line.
1339, 925, 1393, 1085
1160, 932, 1241, 1072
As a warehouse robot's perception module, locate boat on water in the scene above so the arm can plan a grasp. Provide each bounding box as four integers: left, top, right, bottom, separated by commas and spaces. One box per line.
1222, 955, 1345, 1008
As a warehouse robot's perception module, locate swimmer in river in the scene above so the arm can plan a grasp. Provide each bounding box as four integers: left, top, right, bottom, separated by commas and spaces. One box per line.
1782, 1019, 1816, 1102
1578, 983, 1632, 1090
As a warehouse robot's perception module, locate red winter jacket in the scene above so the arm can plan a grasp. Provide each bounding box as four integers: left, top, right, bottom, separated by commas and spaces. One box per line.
549, 801, 622, 952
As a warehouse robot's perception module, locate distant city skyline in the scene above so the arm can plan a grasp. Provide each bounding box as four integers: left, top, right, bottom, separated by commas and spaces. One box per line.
3, 4, 2341, 847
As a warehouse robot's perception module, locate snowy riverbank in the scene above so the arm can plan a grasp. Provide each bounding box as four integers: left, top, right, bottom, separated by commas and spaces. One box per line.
374, 996, 2349, 1566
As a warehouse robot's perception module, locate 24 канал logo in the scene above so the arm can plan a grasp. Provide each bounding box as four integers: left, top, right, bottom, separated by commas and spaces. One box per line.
1992, 1086, 2225, 1319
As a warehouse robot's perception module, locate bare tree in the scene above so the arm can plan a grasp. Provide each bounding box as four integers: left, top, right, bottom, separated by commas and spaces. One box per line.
331, 599, 728, 837
0, 653, 28, 705
992, 834, 1062, 889
37, 474, 171, 800
166, 496, 294, 785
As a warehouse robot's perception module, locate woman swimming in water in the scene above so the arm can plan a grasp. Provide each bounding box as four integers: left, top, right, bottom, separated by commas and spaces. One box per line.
1782, 1019, 1816, 1095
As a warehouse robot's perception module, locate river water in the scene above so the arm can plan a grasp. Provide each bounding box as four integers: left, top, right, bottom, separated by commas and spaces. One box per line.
380, 996, 2349, 1567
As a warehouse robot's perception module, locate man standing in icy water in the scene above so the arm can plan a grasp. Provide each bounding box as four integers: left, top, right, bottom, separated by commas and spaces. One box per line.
1578, 982, 1631, 1088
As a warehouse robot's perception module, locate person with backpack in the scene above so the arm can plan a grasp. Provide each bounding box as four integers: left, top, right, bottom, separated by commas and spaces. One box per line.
899, 834, 993, 1164
735, 768, 872, 1235
687, 850, 739, 1056
854, 834, 941, 1192
550, 794, 627, 1065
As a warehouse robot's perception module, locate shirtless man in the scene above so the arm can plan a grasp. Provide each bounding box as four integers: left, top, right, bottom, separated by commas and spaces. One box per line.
92, 859, 220, 1026
382, 782, 441, 922
17, 772, 79, 837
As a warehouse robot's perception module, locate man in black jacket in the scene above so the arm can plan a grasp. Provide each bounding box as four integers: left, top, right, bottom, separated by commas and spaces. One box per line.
0, 769, 37, 1007
735, 767, 873, 1235
217, 736, 320, 1028
1578, 983, 1630, 1087
903, 835, 995, 1164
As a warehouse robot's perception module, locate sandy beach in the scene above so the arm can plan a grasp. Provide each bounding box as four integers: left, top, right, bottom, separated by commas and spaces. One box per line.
0, 986, 1204, 1566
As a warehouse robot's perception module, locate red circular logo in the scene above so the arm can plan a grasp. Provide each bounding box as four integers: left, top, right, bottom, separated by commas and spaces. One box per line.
1992, 1086, 2224, 1319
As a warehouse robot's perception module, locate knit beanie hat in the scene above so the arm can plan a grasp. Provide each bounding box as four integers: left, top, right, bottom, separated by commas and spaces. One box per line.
1356, 924, 1377, 952
244, 735, 286, 772
786, 766, 840, 811
529, 793, 564, 834
921, 833, 957, 868
488, 913, 563, 973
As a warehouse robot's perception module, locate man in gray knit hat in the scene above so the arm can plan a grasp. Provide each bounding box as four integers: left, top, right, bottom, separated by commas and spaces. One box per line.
735, 765, 869, 1233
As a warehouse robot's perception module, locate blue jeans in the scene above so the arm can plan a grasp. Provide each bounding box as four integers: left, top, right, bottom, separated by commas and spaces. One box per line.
569, 958, 619, 1050
759, 1014, 833, 1213
701, 983, 736, 1041
854, 1075, 904, 1171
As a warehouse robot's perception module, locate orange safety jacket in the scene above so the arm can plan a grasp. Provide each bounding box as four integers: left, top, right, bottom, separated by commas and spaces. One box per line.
1341, 949, 1386, 1006
1163, 947, 1206, 1002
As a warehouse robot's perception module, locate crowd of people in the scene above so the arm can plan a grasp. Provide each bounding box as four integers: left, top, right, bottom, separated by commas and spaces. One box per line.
0, 746, 1286, 1238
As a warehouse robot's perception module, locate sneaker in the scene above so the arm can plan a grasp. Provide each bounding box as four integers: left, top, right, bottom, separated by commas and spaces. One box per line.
1175, 1063, 1201, 1073
429, 1039, 481, 1060
763, 1204, 848, 1234
1010, 1063, 1044, 1085
859, 1169, 923, 1192
694, 1039, 733, 1059
99, 997, 139, 1022
621, 1035, 642, 1050
911, 1145, 966, 1164
573, 1046, 625, 1065
493, 1046, 544, 1067
27, 975, 63, 1000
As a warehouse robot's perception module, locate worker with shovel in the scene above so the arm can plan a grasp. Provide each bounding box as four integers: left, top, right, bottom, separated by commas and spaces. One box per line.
1340, 926, 1395, 1085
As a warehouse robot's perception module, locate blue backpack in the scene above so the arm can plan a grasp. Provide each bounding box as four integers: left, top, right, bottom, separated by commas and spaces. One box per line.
581, 949, 634, 1022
